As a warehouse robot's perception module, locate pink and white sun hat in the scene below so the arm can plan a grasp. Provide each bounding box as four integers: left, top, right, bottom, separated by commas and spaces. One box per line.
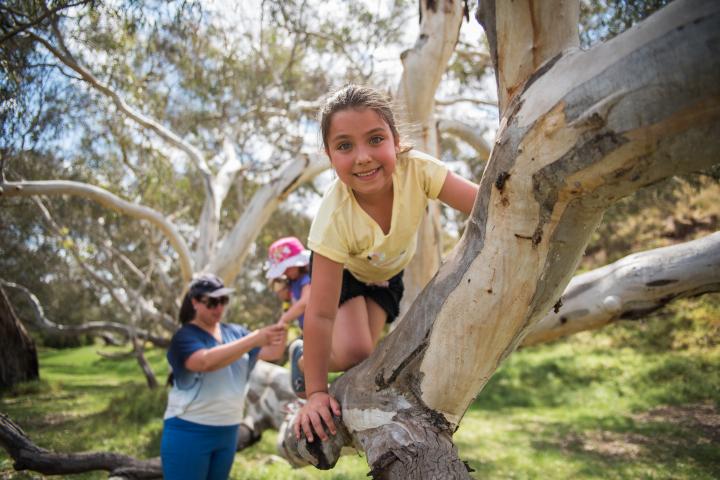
265, 237, 311, 279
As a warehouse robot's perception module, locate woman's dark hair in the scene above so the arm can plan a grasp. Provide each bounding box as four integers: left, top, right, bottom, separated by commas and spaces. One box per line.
178, 293, 198, 324
320, 85, 401, 153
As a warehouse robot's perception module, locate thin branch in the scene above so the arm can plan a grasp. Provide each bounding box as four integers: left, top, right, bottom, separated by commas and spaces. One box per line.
0, 179, 193, 284
1, 280, 169, 348
437, 118, 492, 159
25, 31, 213, 181
435, 97, 497, 107
0, 0, 92, 44
31, 196, 133, 314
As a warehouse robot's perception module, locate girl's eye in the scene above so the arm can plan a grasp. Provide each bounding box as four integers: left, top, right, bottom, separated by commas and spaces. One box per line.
336, 142, 351, 151
369, 136, 384, 145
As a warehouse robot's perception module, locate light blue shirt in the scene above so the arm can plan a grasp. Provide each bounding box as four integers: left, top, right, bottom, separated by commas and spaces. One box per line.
163, 323, 260, 426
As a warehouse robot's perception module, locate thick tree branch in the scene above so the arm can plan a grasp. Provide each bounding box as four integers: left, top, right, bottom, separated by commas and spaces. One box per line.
0, 413, 161, 479
476, 0, 580, 116
524, 231, 720, 346
398, 0, 467, 314
0, 179, 193, 284
209, 153, 326, 284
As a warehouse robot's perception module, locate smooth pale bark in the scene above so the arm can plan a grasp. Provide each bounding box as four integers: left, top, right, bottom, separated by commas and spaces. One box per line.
397, 0, 466, 312
477, 0, 580, 115
209, 153, 326, 284
524, 231, 720, 346
238, 360, 297, 451
0, 180, 194, 284
283, 1, 720, 477
437, 118, 492, 160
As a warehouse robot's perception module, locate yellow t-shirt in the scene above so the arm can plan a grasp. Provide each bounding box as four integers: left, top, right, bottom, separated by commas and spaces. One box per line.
308, 149, 449, 283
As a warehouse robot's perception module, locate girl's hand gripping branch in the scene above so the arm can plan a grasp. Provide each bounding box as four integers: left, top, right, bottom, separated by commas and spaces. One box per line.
294, 391, 341, 442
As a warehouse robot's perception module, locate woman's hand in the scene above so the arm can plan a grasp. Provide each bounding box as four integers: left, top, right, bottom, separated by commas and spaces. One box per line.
293, 391, 341, 442
256, 323, 286, 347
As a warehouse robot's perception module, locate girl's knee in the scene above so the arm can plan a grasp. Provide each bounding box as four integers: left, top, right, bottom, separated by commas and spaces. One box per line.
344, 341, 374, 367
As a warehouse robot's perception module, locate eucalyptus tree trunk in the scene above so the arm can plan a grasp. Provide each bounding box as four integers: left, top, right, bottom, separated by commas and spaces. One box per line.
0, 285, 39, 389
397, 0, 466, 312
282, 1, 720, 477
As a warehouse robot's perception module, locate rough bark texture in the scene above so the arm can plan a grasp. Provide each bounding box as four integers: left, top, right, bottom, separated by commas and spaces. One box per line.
0, 286, 39, 389
0, 413, 161, 479
282, 1, 720, 477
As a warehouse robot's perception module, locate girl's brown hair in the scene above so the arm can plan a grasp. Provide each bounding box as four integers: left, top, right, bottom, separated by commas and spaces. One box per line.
320, 85, 403, 153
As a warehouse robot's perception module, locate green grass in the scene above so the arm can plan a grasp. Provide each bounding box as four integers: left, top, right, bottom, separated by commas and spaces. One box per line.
1, 298, 719, 479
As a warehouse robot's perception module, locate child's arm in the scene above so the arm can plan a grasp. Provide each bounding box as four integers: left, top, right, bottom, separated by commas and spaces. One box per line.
278, 284, 310, 326
437, 171, 479, 215
295, 253, 343, 441
185, 323, 286, 372
258, 324, 288, 361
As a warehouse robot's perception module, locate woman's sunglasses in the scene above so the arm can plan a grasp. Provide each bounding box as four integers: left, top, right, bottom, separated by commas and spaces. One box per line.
198, 296, 230, 309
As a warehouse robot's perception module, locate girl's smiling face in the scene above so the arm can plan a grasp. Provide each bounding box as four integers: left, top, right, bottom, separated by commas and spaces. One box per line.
326, 108, 399, 200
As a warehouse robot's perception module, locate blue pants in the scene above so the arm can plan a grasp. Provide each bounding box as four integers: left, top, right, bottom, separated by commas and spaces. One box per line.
161, 417, 240, 480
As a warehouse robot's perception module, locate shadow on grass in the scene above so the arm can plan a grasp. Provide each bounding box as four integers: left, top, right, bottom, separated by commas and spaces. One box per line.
468, 350, 616, 412
529, 407, 720, 479
1, 380, 166, 458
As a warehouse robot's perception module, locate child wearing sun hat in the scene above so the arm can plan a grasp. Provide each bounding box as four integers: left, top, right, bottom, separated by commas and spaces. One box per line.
266, 237, 311, 396
266, 236, 311, 328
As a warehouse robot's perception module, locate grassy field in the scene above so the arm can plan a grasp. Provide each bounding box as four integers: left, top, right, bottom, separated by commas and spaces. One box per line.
1, 296, 719, 480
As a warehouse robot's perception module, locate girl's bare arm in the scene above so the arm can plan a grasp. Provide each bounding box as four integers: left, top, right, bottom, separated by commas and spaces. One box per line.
303, 254, 343, 397
437, 171, 479, 215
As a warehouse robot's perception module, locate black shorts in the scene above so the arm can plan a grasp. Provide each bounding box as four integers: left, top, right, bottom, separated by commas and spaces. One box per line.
309, 252, 405, 323
338, 269, 404, 323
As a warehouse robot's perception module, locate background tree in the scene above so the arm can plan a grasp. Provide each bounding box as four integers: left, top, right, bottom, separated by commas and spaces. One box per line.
1, 2, 720, 476
0, 285, 38, 390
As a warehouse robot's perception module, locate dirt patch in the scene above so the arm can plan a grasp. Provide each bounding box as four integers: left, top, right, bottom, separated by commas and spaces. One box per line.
561, 431, 649, 459
560, 402, 719, 459
633, 402, 720, 443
